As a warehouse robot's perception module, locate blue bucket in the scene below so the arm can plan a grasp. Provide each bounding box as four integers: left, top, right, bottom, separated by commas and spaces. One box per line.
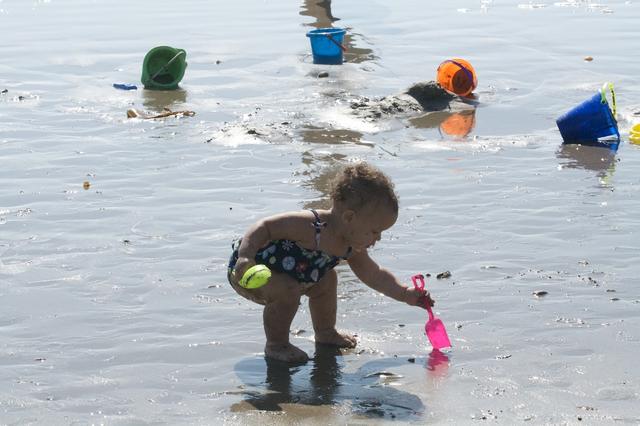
556, 83, 620, 150
306, 28, 346, 65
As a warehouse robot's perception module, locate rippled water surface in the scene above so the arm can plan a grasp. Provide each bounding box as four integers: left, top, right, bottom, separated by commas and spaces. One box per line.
1, 0, 640, 424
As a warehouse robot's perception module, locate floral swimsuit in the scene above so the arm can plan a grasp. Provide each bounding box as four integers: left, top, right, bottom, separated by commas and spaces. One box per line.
228, 210, 352, 284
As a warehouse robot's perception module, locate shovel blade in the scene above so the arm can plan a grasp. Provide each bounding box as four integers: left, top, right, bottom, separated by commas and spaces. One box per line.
425, 318, 451, 350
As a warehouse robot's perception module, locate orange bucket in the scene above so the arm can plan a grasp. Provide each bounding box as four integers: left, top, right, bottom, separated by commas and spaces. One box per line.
436, 58, 477, 97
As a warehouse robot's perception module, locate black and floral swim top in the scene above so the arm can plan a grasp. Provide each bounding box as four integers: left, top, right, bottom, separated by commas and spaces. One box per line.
228, 210, 352, 284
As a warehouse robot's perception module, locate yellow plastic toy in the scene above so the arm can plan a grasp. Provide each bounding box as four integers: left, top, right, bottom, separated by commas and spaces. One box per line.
239, 265, 272, 289
631, 123, 640, 145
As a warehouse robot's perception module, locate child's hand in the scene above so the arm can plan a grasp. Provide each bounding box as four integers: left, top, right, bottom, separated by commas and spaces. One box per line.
404, 286, 435, 309
232, 256, 255, 284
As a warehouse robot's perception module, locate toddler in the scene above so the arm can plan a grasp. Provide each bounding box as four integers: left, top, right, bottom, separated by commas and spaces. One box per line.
228, 162, 433, 363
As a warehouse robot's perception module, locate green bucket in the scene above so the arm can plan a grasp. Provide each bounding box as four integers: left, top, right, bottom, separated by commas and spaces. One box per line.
141, 46, 187, 90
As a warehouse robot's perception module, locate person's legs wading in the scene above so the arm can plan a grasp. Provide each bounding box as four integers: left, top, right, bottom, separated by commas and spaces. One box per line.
228, 243, 309, 362
306, 269, 357, 348
261, 273, 308, 363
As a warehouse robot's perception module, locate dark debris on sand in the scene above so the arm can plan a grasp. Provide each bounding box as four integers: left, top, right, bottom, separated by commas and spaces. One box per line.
437, 271, 452, 279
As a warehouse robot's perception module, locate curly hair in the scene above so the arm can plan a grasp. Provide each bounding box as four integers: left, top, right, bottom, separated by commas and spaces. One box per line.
330, 162, 398, 213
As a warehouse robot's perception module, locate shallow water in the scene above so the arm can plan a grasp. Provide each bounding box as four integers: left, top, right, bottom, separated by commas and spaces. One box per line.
1, 0, 640, 424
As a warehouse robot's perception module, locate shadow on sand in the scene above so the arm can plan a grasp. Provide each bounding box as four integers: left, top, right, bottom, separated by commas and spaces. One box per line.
232, 344, 450, 420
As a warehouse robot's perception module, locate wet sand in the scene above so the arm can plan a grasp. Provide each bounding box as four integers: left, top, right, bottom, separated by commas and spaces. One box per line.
1, 0, 640, 424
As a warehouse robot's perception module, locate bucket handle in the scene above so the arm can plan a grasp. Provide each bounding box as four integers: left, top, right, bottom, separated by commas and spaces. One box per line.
150, 50, 185, 81
325, 33, 347, 52
439, 59, 475, 85
600, 82, 617, 118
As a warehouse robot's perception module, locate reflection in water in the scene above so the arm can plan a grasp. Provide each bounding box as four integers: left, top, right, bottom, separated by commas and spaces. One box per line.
556, 144, 617, 181
233, 344, 425, 419
142, 88, 187, 112
296, 137, 391, 211
300, 0, 375, 63
300, 0, 339, 26
299, 154, 346, 210
409, 109, 477, 139
426, 349, 450, 378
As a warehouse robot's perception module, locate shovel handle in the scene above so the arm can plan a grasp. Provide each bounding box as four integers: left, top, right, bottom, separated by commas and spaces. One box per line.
412, 274, 434, 310
411, 274, 425, 291
426, 305, 435, 321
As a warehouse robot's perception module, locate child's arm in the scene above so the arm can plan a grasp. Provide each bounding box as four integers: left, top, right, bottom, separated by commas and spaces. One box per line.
348, 251, 434, 308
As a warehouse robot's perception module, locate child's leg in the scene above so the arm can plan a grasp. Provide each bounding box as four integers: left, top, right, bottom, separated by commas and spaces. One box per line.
306, 270, 357, 348
259, 273, 309, 363
227, 246, 307, 362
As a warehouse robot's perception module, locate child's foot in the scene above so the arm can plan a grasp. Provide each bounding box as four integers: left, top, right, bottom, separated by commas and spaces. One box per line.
265, 342, 309, 363
315, 330, 357, 348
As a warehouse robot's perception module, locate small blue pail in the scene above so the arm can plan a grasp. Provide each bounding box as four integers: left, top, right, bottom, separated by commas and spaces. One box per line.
556, 83, 620, 150
306, 28, 346, 65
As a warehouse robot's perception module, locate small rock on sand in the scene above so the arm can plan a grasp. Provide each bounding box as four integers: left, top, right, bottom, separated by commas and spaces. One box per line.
437, 271, 451, 279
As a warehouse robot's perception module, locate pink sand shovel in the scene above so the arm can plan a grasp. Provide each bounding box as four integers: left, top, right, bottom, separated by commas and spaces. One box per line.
412, 274, 451, 350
